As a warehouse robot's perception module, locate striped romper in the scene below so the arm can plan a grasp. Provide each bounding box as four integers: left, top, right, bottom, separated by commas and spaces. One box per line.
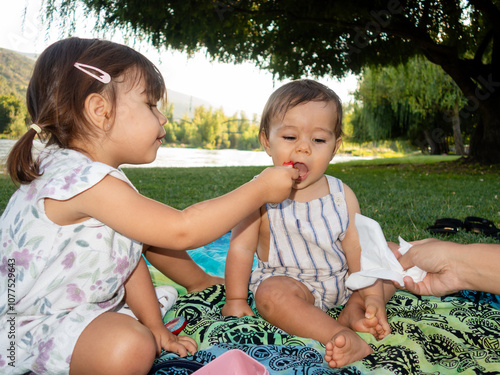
249, 175, 352, 311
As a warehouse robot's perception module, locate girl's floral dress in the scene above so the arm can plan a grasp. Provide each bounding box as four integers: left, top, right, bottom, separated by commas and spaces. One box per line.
0, 146, 143, 374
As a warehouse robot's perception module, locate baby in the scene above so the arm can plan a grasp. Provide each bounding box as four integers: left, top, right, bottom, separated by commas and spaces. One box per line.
222, 79, 394, 367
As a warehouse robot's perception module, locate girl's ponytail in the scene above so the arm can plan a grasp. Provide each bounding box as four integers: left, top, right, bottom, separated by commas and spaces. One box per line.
6, 126, 43, 185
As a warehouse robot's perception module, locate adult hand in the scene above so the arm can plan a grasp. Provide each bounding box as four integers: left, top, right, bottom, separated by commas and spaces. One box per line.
394, 239, 462, 296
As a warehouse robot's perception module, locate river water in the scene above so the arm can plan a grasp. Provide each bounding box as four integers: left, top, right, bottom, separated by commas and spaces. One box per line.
0, 139, 370, 168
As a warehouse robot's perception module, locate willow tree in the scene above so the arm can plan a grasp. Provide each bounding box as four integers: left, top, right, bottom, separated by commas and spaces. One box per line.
353, 56, 467, 154
42, 0, 500, 163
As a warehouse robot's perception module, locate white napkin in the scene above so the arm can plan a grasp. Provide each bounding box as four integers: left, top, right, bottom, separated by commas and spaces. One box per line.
345, 214, 427, 290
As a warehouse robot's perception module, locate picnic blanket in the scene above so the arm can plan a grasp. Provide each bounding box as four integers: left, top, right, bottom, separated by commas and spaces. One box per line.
148, 269, 500, 375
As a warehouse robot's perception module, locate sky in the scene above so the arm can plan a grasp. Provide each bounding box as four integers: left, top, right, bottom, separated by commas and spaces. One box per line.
0, 1, 358, 116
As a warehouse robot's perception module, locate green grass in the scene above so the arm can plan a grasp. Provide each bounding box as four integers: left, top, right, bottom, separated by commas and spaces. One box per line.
339, 154, 461, 166
1, 156, 499, 244
326, 158, 499, 243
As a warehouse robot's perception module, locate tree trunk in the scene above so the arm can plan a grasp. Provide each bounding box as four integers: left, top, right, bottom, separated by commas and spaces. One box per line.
423, 130, 433, 154
451, 102, 465, 156
423, 127, 449, 155
423, 47, 500, 164
469, 97, 500, 164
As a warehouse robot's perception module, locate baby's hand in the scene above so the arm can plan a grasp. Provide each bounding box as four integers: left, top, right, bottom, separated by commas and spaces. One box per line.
255, 165, 299, 203
221, 299, 255, 318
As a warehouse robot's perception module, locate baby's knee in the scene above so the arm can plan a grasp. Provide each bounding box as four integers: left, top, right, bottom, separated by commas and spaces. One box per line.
255, 281, 289, 313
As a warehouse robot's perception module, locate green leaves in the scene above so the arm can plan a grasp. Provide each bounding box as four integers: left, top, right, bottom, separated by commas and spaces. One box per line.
161, 104, 260, 150
350, 56, 467, 150
0, 94, 29, 136
38, 0, 500, 162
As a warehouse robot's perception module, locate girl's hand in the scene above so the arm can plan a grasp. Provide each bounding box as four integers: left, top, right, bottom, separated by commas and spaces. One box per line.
221, 299, 255, 318
254, 165, 299, 203
149, 323, 197, 357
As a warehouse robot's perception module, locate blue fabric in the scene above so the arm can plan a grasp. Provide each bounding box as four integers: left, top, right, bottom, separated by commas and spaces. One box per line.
460, 290, 500, 309
189, 232, 258, 277
145, 232, 241, 277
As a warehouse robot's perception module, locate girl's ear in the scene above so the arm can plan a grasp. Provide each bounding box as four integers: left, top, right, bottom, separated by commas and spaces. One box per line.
259, 132, 272, 156
84, 93, 111, 131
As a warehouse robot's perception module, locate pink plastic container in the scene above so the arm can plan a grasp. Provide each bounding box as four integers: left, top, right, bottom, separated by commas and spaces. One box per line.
193, 349, 269, 375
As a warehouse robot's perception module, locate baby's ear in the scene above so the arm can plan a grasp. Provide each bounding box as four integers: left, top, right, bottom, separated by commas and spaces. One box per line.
84, 93, 111, 130
259, 132, 272, 156
331, 137, 342, 160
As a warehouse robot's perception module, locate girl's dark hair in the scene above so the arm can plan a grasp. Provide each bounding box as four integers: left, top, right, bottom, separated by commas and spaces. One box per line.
259, 79, 343, 141
7, 37, 166, 184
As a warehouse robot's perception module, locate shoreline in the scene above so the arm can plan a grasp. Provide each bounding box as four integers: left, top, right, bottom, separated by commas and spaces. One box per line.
0, 139, 374, 168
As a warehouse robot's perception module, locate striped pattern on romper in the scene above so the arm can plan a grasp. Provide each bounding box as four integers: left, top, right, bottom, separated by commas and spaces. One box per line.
249, 175, 352, 311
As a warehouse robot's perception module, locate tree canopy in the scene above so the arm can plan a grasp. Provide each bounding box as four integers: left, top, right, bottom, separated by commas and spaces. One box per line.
43, 0, 500, 163
352, 56, 468, 154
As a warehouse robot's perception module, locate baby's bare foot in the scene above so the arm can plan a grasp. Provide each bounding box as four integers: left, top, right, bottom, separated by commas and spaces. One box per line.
324, 328, 373, 368
339, 304, 378, 337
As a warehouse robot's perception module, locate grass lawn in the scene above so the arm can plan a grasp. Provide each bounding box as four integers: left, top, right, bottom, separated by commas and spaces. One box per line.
1, 154, 498, 244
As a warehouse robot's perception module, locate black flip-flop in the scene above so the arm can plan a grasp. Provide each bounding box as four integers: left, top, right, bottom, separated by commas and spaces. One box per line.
464, 216, 500, 239
427, 218, 464, 235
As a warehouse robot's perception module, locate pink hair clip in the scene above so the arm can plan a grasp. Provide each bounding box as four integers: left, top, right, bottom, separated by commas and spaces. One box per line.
74, 62, 111, 84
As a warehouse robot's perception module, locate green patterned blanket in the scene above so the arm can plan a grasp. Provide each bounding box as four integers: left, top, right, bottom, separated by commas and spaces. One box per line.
148, 271, 500, 374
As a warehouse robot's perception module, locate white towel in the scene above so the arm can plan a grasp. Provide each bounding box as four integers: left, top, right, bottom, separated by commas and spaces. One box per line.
345, 214, 426, 290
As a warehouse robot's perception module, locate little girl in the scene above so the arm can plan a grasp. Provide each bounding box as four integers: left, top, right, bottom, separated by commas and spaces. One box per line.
0, 37, 298, 375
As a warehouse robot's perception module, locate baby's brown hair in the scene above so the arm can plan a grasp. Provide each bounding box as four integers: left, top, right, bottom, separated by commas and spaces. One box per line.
259, 79, 343, 141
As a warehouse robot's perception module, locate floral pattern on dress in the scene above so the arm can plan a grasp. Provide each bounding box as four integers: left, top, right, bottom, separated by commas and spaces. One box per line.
0, 146, 143, 374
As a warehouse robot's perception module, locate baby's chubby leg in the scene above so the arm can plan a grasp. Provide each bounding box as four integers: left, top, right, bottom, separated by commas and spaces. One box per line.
254, 276, 372, 367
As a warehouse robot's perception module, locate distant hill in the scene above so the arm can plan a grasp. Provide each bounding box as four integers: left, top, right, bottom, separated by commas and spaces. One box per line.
0, 48, 230, 119
0, 48, 35, 99
167, 89, 218, 119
